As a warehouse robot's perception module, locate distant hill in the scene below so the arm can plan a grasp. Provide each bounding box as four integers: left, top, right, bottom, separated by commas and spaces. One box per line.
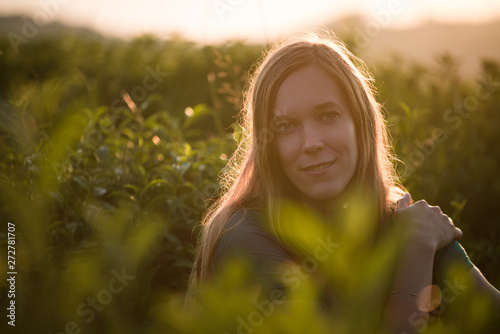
2, 15, 500, 77
0, 15, 105, 41
330, 17, 500, 77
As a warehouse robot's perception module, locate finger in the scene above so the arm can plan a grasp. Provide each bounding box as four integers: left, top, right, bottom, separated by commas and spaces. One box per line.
396, 193, 412, 209
396, 194, 406, 209
445, 214, 463, 241
454, 227, 463, 242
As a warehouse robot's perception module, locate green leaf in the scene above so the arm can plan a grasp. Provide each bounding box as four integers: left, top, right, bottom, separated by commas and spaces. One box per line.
182, 103, 213, 129
140, 179, 170, 198
73, 175, 89, 190
123, 183, 139, 193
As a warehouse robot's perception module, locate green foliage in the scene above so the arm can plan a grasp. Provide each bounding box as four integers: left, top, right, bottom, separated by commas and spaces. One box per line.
0, 28, 499, 333
373, 56, 500, 285
176, 202, 498, 334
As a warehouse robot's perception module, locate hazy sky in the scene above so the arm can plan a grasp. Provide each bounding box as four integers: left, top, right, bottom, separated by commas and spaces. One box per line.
2, 0, 500, 43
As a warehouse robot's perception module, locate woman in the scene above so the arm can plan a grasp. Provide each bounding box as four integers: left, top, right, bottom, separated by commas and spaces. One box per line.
186, 31, 499, 332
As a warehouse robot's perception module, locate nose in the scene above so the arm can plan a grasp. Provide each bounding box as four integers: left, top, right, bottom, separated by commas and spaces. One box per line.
302, 123, 324, 154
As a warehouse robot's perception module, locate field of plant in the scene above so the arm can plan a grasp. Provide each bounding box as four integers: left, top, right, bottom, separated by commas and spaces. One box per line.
1, 27, 499, 333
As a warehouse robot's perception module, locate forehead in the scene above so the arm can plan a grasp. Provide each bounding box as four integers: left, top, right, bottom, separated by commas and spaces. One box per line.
274, 64, 348, 116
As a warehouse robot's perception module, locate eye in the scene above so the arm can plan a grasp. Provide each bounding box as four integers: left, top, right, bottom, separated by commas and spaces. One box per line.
275, 120, 297, 133
320, 111, 340, 122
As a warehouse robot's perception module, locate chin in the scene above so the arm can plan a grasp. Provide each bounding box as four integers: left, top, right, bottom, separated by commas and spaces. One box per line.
301, 185, 346, 203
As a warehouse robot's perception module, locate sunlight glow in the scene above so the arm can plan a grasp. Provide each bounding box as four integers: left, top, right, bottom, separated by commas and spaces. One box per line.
1, 0, 500, 43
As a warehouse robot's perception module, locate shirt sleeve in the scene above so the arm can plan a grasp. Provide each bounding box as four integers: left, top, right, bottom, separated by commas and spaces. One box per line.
212, 209, 296, 298
433, 240, 474, 287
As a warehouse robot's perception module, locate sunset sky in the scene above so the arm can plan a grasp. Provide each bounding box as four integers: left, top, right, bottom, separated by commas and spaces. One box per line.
2, 0, 500, 43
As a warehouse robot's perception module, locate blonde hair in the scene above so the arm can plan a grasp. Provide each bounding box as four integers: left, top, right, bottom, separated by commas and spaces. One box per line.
185, 30, 403, 307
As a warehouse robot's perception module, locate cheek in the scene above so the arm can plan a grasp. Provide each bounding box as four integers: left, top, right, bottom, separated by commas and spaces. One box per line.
276, 136, 299, 164
329, 122, 358, 162
347, 125, 358, 165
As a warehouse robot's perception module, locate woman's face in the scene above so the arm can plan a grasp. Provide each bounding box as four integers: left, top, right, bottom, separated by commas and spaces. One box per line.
273, 64, 358, 205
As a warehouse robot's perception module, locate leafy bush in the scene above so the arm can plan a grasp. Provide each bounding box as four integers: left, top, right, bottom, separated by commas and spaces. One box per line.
0, 63, 234, 331
0, 26, 499, 332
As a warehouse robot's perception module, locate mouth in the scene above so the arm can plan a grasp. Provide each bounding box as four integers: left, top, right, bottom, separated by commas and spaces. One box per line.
302, 161, 335, 172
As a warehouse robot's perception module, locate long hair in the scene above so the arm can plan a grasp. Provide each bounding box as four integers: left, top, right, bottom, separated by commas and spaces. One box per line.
185, 30, 404, 308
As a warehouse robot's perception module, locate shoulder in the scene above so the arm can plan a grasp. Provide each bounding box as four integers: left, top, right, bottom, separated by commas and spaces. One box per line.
224, 208, 265, 234
211, 209, 300, 302
213, 208, 294, 268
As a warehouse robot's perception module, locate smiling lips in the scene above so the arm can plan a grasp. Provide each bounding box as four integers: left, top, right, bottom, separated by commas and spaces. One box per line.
302, 161, 335, 173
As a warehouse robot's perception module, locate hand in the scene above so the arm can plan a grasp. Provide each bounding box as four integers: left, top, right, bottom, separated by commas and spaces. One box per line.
392, 193, 462, 251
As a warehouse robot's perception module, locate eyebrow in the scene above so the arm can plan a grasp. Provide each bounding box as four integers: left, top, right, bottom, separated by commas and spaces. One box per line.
313, 101, 341, 111
273, 101, 341, 117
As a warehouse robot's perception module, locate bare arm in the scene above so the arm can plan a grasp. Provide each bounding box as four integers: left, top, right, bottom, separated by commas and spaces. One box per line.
385, 194, 463, 333
467, 266, 500, 306
385, 238, 437, 333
